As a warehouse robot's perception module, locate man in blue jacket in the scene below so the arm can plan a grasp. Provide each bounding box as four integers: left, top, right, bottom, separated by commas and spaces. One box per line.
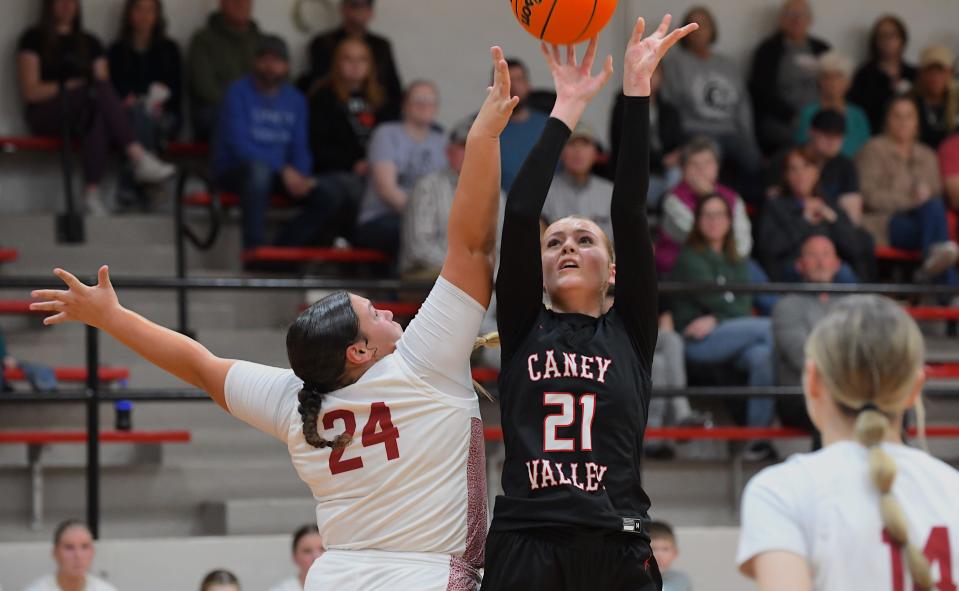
214, 35, 347, 253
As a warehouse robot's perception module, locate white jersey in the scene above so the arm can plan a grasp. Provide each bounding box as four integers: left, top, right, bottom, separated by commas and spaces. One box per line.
226, 277, 487, 589
737, 441, 959, 591
21, 574, 117, 591
268, 576, 302, 591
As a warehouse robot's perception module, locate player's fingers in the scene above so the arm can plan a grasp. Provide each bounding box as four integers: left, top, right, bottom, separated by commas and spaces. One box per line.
31, 289, 68, 302
53, 268, 84, 291
551, 43, 563, 66
600, 55, 614, 84
655, 13, 673, 38
629, 17, 646, 45
43, 312, 68, 326
566, 44, 576, 68
663, 23, 699, 50
582, 37, 599, 71
97, 265, 113, 290
30, 301, 64, 313
540, 42, 556, 69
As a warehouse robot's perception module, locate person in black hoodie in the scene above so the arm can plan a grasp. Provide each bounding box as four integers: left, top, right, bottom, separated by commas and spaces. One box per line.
757, 148, 871, 282
306, 0, 401, 121
848, 15, 916, 136
108, 0, 182, 210
748, 0, 829, 156
309, 37, 392, 232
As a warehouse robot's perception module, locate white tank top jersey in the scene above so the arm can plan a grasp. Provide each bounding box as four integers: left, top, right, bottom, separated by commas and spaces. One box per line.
225, 277, 487, 589
21, 574, 118, 591
268, 576, 302, 591
737, 441, 959, 591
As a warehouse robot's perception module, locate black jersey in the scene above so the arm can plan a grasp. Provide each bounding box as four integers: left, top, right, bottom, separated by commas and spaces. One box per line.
491, 98, 658, 535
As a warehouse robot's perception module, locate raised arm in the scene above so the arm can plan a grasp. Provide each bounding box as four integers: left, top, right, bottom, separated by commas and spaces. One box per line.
31, 267, 235, 410
439, 46, 519, 308
612, 15, 698, 365
496, 39, 613, 360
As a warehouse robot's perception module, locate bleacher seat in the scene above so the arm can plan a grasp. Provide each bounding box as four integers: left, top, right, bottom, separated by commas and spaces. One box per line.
3, 367, 129, 383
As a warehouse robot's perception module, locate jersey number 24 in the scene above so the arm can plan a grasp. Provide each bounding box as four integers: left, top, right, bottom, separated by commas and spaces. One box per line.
323, 403, 400, 475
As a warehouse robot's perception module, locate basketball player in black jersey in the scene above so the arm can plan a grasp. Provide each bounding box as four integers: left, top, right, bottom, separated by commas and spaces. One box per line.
481, 15, 698, 591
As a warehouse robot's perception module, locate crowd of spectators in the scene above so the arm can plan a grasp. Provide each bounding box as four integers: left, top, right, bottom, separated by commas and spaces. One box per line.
10, 0, 959, 453
16, 520, 323, 591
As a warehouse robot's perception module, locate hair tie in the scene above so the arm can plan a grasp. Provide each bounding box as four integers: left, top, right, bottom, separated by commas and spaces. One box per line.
858, 402, 881, 414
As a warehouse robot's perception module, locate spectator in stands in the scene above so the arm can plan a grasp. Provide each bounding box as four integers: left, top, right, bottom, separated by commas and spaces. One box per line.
306, 0, 401, 120
354, 81, 446, 255
670, 195, 775, 439
749, 0, 830, 156
857, 96, 958, 285
645, 311, 701, 460
610, 67, 683, 206
794, 51, 871, 158
22, 519, 117, 591
400, 117, 494, 280
848, 15, 916, 135
199, 570, 240, 591
500, 58, 550, 190
911, 45, 959, 148
661, 6, 761, 201
108, 0, 182, 211
648, 521, 693, 591
188, 0, 261, 141
308, 37, 390, 223
758, 149, 871, 282
655, 137, 751, 277
541, 121, 613, 236
940, 132, 959, 209
772, 235, 843, 435
17, 0, 175, 216
269, 524, 324, 591
213, 36, 348, 255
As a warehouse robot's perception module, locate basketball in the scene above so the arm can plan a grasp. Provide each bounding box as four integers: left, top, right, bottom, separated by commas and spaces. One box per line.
511, 0, 619, 45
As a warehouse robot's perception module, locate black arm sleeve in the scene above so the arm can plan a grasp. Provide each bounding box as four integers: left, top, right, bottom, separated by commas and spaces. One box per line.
496, 117, 571, 363
610, 96, 658, 370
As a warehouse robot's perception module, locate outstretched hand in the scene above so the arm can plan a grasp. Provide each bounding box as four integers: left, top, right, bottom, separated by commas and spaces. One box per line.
542, 37, 614, 130
624, 14, 698, 96
30, 266, 121, 329
471, 46, 521, 139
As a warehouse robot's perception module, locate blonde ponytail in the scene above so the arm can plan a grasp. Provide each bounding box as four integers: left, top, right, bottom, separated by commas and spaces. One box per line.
472, 332, 501, 402
855, 407, 932, 589
806, 296, 932, 590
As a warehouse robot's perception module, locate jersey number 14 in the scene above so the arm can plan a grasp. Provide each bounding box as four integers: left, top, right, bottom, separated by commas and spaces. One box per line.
323, 403, 400, 475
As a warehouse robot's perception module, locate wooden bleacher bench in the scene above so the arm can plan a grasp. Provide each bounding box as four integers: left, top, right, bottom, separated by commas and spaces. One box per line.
907, 307, 959, 321
0, 248, 18, 263
0, 136, 206, 158
242, 246, 390, 265
876, 246, 922, 262
3, 367, 129, 383
0, 300, 41, 315
0, 430, 190, 529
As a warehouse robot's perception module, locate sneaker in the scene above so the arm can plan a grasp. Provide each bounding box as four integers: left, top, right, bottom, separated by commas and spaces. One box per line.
85, 190, 110, 217
132, 151, 176, 184
922, 241, 959, 278
742, 440, 780, 463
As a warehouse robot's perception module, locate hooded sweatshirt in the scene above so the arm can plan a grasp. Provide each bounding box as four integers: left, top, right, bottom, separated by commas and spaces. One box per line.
188, 11, 261, 112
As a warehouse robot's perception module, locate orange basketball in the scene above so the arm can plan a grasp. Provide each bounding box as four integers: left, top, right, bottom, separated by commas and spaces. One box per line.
511, 0, 618, 45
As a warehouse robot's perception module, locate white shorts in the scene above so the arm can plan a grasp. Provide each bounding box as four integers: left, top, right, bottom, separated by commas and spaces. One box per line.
306, 548, 479, 591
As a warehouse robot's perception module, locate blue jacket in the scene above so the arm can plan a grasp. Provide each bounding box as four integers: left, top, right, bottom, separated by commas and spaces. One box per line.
213, 75, 312, 176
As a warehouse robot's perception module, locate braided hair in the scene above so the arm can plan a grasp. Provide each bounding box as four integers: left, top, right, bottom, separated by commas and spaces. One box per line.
287, 291, 361, 450
805, 295, 932, 589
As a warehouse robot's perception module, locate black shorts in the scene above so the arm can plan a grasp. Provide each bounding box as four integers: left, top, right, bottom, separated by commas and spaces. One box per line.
480, 528, 662, 591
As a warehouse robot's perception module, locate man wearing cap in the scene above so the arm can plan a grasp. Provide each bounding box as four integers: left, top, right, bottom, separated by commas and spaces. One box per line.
307, 0, 402, 120
540, 122, 614, 238
189, 0, 263, 141
911, 44, 959, 148
213, 35, 348, 257
400, 117, 503, 280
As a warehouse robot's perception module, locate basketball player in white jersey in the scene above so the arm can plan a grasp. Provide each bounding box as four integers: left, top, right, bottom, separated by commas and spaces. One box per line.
29, 47, 520, 591
737, 295, 959, 591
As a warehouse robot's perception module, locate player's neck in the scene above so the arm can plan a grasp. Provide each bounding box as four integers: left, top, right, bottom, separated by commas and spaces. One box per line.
550, 290, 604, 318
56, 572, 86, 591
820, 416, 906, 447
